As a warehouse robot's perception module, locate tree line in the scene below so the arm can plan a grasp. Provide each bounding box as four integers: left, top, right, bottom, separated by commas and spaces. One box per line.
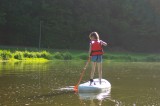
0, 0, 160, 52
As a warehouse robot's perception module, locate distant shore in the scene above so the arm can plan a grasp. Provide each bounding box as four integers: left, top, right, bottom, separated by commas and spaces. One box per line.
0, 46, 160, 62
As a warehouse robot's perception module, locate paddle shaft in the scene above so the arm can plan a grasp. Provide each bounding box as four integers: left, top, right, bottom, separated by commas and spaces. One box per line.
74, 57, 90, 90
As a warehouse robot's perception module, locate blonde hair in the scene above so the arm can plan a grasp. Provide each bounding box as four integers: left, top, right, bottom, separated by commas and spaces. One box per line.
89, 32, 100, 40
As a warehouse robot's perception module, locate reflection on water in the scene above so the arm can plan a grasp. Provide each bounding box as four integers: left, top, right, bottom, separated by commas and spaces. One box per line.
0, 61, 160, 106
79, 89, 111, 106
78, 88, 122, 106
79, 89, 111, 100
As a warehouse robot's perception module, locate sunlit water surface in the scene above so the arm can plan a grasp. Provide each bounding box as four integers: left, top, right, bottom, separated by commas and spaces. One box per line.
0, 61, 160, 106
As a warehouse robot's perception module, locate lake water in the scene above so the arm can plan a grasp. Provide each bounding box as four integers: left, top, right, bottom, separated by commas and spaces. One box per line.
0, 61, 160, 106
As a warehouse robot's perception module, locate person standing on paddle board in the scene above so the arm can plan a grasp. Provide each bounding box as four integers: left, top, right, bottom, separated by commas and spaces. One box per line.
89, 32, 107, 85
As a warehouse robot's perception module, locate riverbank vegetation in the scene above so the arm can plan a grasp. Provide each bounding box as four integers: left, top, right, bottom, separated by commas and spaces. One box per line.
1, 48, 160, 62
0, 50, 51, 61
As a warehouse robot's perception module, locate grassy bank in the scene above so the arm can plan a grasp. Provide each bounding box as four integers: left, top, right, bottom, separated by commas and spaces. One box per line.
0, 47, 160, 62
0, 50, 51, 61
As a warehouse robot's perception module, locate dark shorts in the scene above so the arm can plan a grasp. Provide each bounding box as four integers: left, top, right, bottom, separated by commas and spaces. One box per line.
91, 55, 102, 62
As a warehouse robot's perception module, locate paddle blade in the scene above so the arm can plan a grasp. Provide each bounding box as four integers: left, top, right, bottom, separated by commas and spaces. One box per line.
73, 85, 78, 92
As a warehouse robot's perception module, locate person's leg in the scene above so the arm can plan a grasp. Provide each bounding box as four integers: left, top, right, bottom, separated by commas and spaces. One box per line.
90, 62, 96, 85
97, 62, 102, 84
97, 55, 102, 84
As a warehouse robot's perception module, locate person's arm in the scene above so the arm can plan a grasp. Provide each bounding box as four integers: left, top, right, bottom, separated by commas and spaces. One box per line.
101, 40, 107, 46
89, 43, 92, 56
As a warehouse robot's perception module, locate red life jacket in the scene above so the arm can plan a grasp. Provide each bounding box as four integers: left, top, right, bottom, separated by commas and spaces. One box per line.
90, 40, 103, 56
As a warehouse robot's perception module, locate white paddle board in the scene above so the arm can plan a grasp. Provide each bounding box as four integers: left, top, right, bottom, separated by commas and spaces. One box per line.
78, 78, 111, 93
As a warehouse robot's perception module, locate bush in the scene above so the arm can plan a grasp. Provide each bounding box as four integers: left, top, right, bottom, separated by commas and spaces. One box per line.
145, 55, 160, 62
0, 49, 52, 60
54, 52, 72, 60
103, 54, 138, 61
62, 52, 72, 60
40, 51, 51, 59
35, 52, 41, 58
23, 51, 37, 58
54, 52, 63, 59
0, 50, 12, 60
78, 53, 88, 60
24, 51, 32, 58
14, 51, 24, 60
0, 50, 2, 60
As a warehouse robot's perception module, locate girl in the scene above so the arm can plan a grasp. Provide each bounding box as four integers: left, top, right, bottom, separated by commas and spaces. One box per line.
89, 32, 107, 85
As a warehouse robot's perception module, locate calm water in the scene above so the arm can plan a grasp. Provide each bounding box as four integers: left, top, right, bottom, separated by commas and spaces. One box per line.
0, 61, 160, 106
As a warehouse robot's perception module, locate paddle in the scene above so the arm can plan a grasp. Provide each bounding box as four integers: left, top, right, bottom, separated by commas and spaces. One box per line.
74, 57, 91, 92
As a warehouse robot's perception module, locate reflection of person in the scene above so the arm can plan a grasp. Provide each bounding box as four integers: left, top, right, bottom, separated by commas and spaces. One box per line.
89, 32, 107, 85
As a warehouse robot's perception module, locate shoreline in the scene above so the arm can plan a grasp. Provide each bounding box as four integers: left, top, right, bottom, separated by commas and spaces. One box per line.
1, 47, 160, 62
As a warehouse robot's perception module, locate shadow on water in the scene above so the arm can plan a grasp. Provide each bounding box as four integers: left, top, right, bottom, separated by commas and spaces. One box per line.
25, 87, 75, 100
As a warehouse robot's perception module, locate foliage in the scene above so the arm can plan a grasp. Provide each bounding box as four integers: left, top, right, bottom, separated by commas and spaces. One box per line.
54, 52, 72, 60
0, 49, 51, 60
62, 52, 72, 60
23, 51, 37, 58
54, 52, 63, 60
23, 51, 51, 59
78, 53, 88, 60
0, 50, 12, 60
104, 54, 127, 60
0, 0, 160, 52
14, 51, 24, 60
0, 50, 2, 59
40, 51, 51, 59
144, 55, 160, 62
1, 48, 160, 62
